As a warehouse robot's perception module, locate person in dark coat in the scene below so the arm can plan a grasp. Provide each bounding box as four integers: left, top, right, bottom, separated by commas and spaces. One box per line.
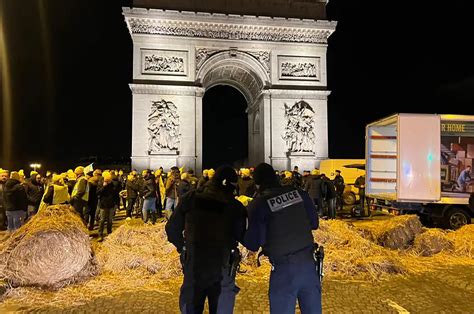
25, 172, 44, 219
177, 173, 193, 199
86, 170, 102, 230
97, 171, 117, 241
126, 172, 139, 218
304, 169, 324, 215
0, 169, 9, 230
4, 172, 28, 231
196, 169, 209, 191
321, 174, 337, 219
237, 168, 256, 197
166, 166, 247, 313
333, 170, 345, 211
142, 170, 157, 224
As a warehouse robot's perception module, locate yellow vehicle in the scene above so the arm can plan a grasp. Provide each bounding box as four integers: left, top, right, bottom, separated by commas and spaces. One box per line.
319, 159, 365, 205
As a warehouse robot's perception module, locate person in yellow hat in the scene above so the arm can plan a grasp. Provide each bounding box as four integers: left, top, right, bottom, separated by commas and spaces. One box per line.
164, 166, 180, 219
281, 171, 293, 186
43, 174, 70, 206
71, 166, 89, 221
125, 171, 140, 218
238, 168, 256, 197
66, 171, 77, 195
97, 171, 116, 241
197, 169, 209, 191
0, 168, 9, 230
18, 169, 25, 183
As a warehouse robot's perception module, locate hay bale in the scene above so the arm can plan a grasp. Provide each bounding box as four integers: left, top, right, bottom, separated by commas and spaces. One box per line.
447, 224, 474, 258
355, 215, 423, 249
412, 228, 454, 256
313, 220, 406, 279
0, 205, 97, 288
97, 220, 182, 279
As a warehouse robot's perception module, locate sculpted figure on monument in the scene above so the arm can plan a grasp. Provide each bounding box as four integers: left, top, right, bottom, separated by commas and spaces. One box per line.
147, 100, 180, 154
282, 100, 315, 153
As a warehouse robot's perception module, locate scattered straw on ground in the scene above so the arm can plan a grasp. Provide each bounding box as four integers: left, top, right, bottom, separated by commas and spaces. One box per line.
313, 220, 406, 280
0, 205, 97, 289
96, 219, 181, 279
447, 224, 474, 258
1, 214, 474, 310
354, 215, 423, 249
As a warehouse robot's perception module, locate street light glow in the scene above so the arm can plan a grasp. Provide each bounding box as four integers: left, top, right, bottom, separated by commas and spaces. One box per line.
30, 163, 42, 171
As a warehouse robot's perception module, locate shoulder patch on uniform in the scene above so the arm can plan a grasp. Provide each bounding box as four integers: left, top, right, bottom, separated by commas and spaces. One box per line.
267, 190, 303, 212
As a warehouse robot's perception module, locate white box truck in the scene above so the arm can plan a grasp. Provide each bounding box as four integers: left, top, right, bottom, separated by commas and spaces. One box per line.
366, 113, 474, 229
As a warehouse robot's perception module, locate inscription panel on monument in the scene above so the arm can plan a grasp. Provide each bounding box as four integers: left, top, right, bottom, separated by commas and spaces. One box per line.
141, 49, 188, 76
278, 56, 320, 81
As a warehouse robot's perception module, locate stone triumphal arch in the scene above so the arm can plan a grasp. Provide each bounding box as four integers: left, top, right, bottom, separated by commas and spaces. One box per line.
123, 8, 336, 172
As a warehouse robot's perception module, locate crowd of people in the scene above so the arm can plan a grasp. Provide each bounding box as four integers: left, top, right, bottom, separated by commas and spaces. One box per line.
0, 164, 350, 238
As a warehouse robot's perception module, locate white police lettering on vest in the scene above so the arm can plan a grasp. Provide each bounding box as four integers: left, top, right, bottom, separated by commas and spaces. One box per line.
267, 190, 303, 212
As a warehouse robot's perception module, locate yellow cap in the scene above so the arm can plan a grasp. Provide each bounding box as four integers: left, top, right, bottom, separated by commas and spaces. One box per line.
181, 173, 189, 181
203, 169, 209, 176
0, 168, 8, 175
284, 171, 293, 179
208, 169, 216, 178
241, 168, 251, 177
30, 170, 38, 177
52, 174, 63, 184
103, 171, 113, 183
74, 166, 84, 175
311, 169, 320, 175
154, 169, 162, 177
67, 172, 77, 180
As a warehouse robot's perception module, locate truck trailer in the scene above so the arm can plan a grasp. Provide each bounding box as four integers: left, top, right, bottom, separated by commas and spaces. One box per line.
366, 113, 474, 229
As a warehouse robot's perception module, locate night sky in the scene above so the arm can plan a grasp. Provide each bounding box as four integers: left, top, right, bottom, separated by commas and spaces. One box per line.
1, 0, 473, 171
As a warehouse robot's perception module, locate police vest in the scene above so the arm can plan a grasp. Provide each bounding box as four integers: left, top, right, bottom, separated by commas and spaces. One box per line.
53, 184, 70, 205
262, 186, 314, 259
72, 176, 89, 202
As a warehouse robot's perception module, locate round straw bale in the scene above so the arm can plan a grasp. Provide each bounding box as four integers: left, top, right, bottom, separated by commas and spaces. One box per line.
355, 215, 423, 249
412, 228, 454, 256
0, 205, 97, 288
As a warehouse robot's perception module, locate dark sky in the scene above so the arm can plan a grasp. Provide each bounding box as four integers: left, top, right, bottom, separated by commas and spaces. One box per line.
1, 0, 473, 171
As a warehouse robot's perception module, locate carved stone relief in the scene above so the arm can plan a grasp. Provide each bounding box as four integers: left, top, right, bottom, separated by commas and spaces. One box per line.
147, 100, 180, 154
196, 48, 270, 75
278, 56, 320, 81
282, 100, 315, 153
141, 49, 188, 76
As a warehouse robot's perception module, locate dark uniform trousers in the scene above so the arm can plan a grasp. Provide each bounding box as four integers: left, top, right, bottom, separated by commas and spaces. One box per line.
269, 248, 321, 314
180, 248, 240, 314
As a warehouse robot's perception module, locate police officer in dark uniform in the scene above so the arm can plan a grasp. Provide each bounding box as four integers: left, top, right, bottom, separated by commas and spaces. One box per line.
243, 163, 320, 314
165, 166, 247, 314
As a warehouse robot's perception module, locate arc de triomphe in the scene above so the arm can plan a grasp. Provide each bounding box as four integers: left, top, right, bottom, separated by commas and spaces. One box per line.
123, 7, 336, 173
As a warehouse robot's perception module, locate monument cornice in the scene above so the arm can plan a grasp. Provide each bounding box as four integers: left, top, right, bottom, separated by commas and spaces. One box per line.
123, 8, 336, 44
129, 84, 204, 96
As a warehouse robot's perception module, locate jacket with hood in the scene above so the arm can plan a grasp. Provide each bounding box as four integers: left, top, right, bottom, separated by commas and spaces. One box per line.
5, 179, 28, 212
25, 178, 44, 206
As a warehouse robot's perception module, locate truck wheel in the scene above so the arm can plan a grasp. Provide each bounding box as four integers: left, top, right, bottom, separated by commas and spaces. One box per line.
443, 207, 471, 230
418, 214, 434, 227
343, 192, 356, 206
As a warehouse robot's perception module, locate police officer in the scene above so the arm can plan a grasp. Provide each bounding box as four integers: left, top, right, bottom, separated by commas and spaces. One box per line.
165, 166, 247, 314
244, 163, 320, 314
